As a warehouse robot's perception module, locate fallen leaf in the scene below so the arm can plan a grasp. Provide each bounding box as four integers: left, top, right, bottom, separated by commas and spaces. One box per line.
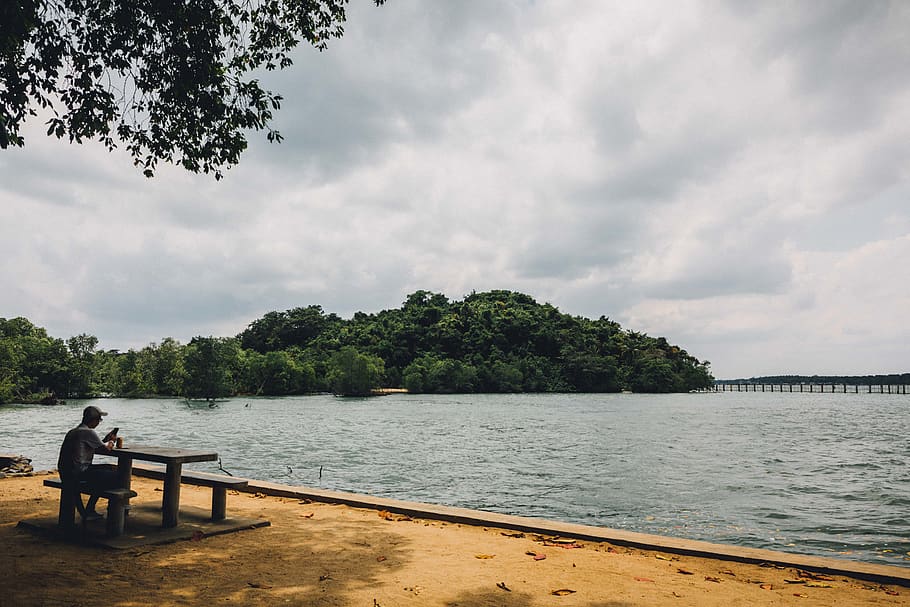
397, 514, 412, 521
884, 589, 900, 596
793, 593, 809, 598
635, 577, 655, 583
496, 582, 511, 592
719, 569, 736, 576
300, 512, 314, 518
760, 584, 773, 590
805, 582, 834, 588
704, 576, 722, 583
378, 510, 395, 521
501, 532, 525, 538
676, 568, 694, 575
526, 551, 546, 561
551, 588, 576, 596
655, 554, 673, 561
475, 554, 495, 559
784, 579, 806, 584
376, 556, 387, 562
797, 570, 834, 581
672, 591, 683, 598
247, 582, 273, 589
191, 530, 204, 541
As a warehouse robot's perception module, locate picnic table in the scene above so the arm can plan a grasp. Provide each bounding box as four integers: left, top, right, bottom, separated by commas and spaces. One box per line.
104, 445, 218, 528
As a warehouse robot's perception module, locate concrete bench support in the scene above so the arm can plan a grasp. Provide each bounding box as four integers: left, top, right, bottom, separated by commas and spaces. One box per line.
131, 465, 248, 521
103, 489, 136, 536
44, 478, 138, 537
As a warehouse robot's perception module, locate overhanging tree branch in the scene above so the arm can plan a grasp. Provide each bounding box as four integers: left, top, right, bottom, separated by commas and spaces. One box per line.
0, 0, 385, 179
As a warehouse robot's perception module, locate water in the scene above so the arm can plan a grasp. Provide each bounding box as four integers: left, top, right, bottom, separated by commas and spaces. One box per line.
2, 392, 908, 567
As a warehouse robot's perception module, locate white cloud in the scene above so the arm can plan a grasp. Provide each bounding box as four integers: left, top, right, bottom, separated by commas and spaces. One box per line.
1, 0, 908, 379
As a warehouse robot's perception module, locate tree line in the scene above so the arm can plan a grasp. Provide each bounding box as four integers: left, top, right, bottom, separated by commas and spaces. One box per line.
718, 374, 910, 385
0, 290, 714, 403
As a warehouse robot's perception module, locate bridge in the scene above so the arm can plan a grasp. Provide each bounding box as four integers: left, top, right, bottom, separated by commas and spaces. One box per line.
713, 382, 908, 394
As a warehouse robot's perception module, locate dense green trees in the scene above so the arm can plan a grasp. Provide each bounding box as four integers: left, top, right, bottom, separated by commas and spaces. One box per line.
326, 347, 384, 397
0, 317, 71, 402
242, 349, 316, 396
0, 291, 716, 403
182, 337, 240, 400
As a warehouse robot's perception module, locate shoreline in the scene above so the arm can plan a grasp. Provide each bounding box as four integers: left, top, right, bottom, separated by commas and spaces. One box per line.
3, 472, 908, 606
176, 468, 909, 588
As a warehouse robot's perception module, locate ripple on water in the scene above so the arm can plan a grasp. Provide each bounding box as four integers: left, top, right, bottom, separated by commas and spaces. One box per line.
2, 392, 908, 567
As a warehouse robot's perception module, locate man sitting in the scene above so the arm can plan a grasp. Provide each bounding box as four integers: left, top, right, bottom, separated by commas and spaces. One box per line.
57, 405, 118, 520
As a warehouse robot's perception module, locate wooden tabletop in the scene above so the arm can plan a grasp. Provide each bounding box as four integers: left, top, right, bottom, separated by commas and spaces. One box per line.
108, 445, 218, 465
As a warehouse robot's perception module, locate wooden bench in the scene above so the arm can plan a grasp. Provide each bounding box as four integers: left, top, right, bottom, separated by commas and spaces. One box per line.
134, 465, 249, 521
44, 477, 137, 537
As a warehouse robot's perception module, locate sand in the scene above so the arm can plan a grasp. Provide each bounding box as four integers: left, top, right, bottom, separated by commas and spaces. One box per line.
1, 473, 907, 607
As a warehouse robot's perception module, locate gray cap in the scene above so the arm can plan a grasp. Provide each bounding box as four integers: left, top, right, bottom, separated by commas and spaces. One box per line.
82, 405, 108, 422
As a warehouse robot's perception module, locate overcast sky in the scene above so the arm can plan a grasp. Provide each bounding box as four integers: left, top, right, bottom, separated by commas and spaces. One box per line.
2, 0, 908, 379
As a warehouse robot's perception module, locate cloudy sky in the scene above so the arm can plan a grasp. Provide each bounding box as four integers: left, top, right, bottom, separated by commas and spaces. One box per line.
2, 0, 908, 379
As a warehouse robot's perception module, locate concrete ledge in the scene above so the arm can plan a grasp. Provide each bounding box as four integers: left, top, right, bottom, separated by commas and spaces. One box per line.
18, 503, 269, 550
128, 465, 910, 586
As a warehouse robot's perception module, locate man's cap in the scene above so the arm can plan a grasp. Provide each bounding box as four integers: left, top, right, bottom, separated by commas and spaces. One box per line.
82, 405, 108, 421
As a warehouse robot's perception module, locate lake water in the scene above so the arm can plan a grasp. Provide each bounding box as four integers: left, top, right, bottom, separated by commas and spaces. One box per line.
2, 392, 908, 567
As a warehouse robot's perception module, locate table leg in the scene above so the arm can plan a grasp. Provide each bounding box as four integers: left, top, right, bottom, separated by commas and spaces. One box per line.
116, 456, 133, 490
115, 456, 134, 522
162, 462, 183, 528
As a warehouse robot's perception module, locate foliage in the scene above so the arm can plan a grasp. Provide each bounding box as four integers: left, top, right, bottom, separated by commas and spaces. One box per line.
402, 354, 478, 394
1, 0, 384, 179
182, 336, 240, 400
66, 333, 97, 396
0, 316, 73, 402
0, 290, 716, 402
326, 346, 383, 396
240, 348, 316, 395
239, 305, 341, 353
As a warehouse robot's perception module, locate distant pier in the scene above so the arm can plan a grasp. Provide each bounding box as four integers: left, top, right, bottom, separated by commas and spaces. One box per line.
713, 382, 909, 394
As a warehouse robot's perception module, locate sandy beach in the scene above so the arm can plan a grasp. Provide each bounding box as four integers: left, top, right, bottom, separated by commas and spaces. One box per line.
1, 472, 907, 607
